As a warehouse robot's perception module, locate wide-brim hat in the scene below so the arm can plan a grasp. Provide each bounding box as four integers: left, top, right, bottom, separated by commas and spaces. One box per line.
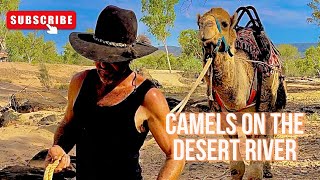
69, 5, 158, 63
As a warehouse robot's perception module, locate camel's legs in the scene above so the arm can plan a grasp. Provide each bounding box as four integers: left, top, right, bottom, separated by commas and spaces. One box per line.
220, 113, 245, 180
245, 134, 263, 180
246, 113, 275, 179
263, 114, 275, 178
222, 134, 245, 180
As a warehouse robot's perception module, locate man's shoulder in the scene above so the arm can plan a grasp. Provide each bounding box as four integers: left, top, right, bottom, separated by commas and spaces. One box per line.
69, 69, 94, 90
142, 86, 170, 118
71, 69, 93, 83
144, 87, 166, 104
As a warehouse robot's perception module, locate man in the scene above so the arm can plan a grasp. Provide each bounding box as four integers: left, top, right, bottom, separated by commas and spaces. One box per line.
45, 5, 185, 180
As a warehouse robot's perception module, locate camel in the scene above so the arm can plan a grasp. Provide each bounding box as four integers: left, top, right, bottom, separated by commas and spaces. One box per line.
197, 7, 287, 179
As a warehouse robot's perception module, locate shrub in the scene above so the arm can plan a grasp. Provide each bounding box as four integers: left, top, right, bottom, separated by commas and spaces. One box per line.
54, 83, 69, 90
130, 51, 202, 73
38, 63, 52, 90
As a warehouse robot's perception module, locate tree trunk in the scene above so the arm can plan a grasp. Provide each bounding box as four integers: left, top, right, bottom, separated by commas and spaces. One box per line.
26, 53, 32, 64
0, 41, 5, 50
163, 40, 172, 73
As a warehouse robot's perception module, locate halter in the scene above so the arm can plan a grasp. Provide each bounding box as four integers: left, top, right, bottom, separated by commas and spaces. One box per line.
206, 16, 234, 102
213, 17, 233, 57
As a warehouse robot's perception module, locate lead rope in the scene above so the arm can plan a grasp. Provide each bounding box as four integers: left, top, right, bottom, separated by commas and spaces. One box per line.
141, 58, 213, 149
170, 57, 213, 113
43, 158, 61, 180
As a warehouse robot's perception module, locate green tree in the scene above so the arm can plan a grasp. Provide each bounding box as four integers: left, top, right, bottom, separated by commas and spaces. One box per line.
308, 0, 320, 26
277, 44, 300, 76
0, 0, 20, 53
178, 29, 202, 59
23, 31, 46, 63
305, 45, 320, 76
62, 42, 92, 65
41, 41, 60, 63
6, 30, 60, 63
6, 30, 25, 61
62, 42, 78, 64
277, 44, 300, 58
308, 0, 320, 41
141, 0, 179, 73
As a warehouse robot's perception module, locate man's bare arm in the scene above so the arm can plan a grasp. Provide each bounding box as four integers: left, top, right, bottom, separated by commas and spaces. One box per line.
143, 88, 185, 180
53, 70, 89, 153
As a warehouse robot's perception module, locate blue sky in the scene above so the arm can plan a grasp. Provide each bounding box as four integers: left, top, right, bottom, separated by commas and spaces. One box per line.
18, 0, 319, 53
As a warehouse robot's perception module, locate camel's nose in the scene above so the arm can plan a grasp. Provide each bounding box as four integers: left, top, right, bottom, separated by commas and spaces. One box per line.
200, 31, 207, 41
199, 31, 203, 38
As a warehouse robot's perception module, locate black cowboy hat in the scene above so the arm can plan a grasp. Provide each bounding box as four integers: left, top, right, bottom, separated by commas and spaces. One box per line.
69, 5, 158, 63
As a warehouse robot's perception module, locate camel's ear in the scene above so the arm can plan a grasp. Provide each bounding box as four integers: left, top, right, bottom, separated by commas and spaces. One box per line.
230, 12, 238, 29
229, 12, 238, 44
197, 14, 201, 25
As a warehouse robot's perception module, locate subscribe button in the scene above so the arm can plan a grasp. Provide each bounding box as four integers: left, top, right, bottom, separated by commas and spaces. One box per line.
6, 11, 76, 30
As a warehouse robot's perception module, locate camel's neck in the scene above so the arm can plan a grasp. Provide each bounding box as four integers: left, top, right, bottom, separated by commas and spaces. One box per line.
209, 47, 253, 110
212, 51, 237, 88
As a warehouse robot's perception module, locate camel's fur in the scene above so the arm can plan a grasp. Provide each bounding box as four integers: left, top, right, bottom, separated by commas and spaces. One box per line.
197, 7, 285, 112
197, 7, 287, 179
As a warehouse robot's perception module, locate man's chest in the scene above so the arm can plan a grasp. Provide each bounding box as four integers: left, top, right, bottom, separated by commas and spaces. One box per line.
94, 87, 150, 133
96, 86, 135, 107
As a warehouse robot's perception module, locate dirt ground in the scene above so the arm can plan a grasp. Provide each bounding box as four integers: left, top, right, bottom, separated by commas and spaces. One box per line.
0, 62, 319, 179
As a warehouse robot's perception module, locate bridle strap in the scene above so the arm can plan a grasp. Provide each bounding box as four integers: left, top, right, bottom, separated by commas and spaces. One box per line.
213, 17, 233, 57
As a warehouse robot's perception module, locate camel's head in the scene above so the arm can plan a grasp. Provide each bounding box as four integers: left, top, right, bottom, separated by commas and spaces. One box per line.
197, 8, 238, 56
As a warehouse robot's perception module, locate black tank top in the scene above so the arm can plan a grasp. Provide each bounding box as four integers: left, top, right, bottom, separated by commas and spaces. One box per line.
73, 69, 155, 180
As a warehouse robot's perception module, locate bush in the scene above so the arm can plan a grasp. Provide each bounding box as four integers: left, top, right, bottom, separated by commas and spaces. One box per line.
176, 55, 202, 73
54, 83, 69, 90
308, 113, 320, 121
130, 51, 202, 73
284, 58, 317, 77
38, 63, 52, 90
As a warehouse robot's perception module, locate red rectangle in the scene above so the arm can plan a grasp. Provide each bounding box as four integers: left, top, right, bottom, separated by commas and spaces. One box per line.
6, 11, 76, 30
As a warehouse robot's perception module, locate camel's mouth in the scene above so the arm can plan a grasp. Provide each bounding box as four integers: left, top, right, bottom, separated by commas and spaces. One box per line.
202, 39, 226, 59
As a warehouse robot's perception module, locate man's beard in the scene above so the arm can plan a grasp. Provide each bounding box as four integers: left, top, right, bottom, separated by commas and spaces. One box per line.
97, 66, 130, 85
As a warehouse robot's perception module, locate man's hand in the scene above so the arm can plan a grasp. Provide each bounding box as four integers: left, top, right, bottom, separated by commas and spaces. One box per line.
45, 145, 70, 173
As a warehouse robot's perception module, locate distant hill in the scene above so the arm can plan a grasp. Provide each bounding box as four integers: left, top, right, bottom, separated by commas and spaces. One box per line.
276, 43, 318, 53
156, 46, 181, 56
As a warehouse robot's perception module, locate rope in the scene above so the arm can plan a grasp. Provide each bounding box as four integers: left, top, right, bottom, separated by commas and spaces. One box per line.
43, 158, 61, 180
141, 58, 213, 150
246, 59, 273, 67
170, 58, 213, 113
208, 63, 214, 101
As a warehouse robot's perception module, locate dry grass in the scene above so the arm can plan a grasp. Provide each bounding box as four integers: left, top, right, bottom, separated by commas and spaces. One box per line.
0, 62, 319, 179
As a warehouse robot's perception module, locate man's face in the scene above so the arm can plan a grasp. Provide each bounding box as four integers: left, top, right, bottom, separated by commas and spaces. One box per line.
95, 61, 129, 85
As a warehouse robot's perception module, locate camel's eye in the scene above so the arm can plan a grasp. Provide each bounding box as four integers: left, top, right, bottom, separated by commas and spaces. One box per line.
221, 21, 228, 28
205, 21, 214, 27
